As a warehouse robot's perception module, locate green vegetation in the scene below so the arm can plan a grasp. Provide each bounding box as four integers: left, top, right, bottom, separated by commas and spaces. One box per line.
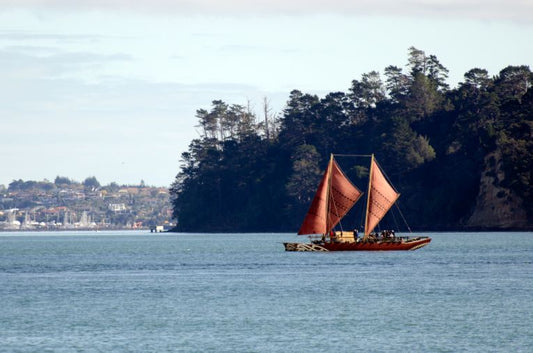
170, 47, 532, 232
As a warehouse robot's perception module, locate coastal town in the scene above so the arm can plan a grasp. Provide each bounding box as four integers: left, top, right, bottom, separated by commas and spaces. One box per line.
0, 177, 174, 231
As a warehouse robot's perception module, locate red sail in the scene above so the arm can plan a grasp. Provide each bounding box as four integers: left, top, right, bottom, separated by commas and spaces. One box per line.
327, 159, 363, 232
297, 161, 331, 235
364, 158, 400, 236
298, 158, 362, 235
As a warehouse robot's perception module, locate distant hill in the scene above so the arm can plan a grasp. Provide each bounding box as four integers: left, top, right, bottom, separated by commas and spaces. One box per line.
169, 47, 532, 232
0, 177, 173, 230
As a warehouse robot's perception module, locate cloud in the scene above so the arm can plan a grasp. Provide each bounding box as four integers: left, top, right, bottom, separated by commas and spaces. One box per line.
0, 50, 286, 187
0, 0, 532, 22
0, 32, 107, 41
0, 46, 132, 83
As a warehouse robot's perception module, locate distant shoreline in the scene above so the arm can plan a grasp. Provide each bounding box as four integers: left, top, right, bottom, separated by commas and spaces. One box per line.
0, 228, 150, 233
2, 226, 532, 233
167, 226, 533, 233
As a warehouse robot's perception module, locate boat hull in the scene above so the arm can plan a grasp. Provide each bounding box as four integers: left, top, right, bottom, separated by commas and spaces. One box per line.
284, 237, 431, 252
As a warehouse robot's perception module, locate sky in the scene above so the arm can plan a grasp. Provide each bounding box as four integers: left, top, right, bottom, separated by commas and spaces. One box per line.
1, 1, 532, 188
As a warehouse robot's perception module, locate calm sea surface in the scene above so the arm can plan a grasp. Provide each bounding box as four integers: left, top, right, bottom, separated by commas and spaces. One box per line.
1, 231, 532, 352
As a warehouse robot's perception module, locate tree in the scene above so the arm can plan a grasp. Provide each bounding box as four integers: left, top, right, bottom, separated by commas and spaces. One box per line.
496, 88, 533, 214
262, 97, 273, 140
403, 47, 448, 120
211, 100, 228, 140
407, 46, 428, 76
106, 182, 120, 192
195, 108, 215, 139
453, 68, 500, 153
278, 90, 320, 149
427, 54, 449, 92
381, 117, 435, 171
83, 176, 100, 189
404, 73, 442, 120
494, 65, 532, 103
462, 68, 491, 90
384, 65, 410, 103
54, 176, 72, 185
233, 103, 257, 140
349, 71, 386, 108
285, 144, 323, 222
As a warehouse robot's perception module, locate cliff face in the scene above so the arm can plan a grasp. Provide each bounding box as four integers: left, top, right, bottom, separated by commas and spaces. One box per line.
467, 150, 528, 229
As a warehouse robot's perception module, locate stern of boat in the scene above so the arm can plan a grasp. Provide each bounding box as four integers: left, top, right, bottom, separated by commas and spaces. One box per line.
283, 242, 329, 252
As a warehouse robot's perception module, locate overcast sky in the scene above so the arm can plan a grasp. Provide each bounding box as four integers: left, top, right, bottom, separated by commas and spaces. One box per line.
1, 1, 532, 187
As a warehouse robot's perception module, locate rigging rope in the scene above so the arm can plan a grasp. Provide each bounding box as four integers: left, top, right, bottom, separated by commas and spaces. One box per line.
330, 193, 344, 232
395, 201, 412, 233
333, 154, 373, 158
390, 206, 400, 232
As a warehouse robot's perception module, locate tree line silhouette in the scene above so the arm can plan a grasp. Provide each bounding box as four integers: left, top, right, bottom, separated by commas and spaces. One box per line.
170, 47, 532, 232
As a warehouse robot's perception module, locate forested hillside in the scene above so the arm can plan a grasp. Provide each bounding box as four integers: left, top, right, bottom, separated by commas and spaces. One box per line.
170, 47, 532, 232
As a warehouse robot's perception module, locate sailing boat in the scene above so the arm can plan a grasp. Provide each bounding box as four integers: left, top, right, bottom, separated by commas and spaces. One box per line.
284, 154, 431, 251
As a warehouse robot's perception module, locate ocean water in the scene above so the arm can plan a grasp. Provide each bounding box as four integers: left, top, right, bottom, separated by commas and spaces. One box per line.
0, 231, 532, 353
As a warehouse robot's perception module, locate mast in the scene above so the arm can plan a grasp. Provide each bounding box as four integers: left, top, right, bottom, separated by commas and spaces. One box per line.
325, 154, 334, 233
363, 154, 374, 240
